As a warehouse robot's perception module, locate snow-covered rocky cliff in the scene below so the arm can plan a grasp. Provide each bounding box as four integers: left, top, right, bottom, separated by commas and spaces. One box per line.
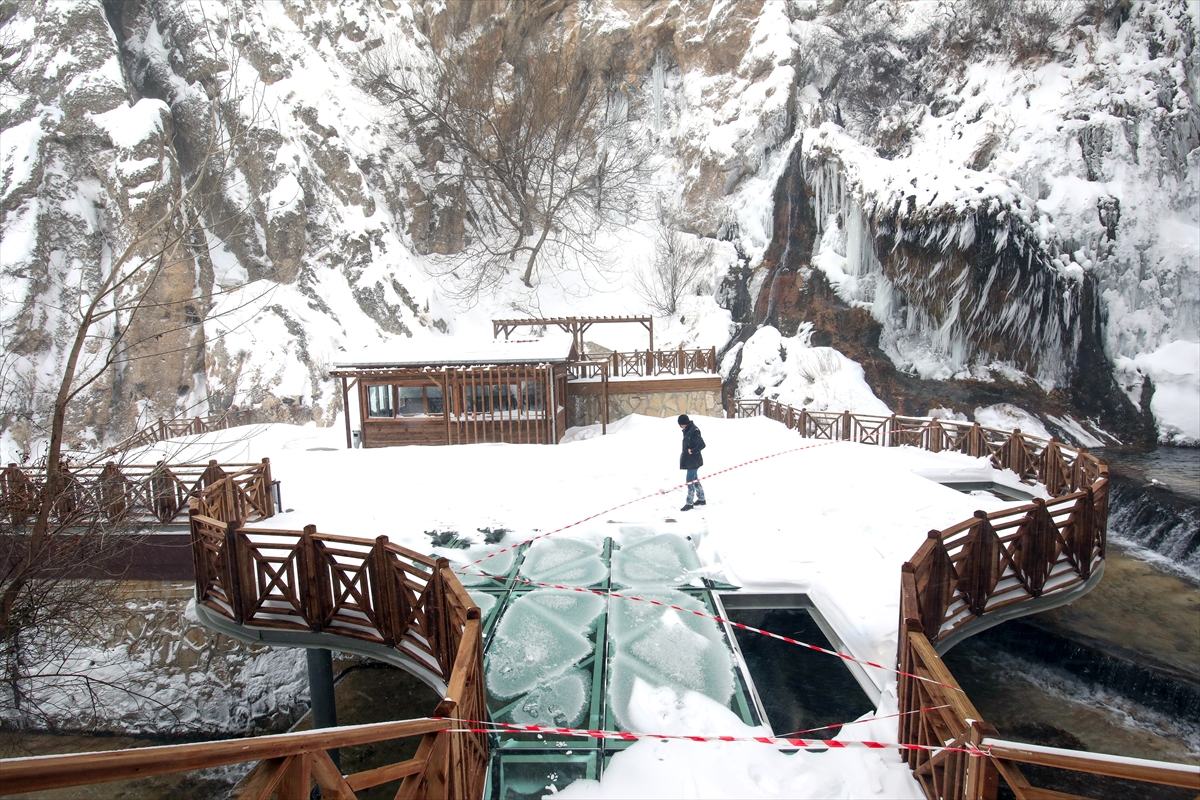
2, 0, 1196, 454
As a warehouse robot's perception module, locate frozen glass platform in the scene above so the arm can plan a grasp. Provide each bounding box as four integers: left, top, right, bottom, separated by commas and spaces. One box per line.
466, 527, 766, 800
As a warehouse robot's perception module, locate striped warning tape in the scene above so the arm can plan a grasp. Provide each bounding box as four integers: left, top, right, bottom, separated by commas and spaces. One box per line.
457, 568, 964, 693
439, 718, 991, 757
776, 704, 951, 738
456, 439, 838, 573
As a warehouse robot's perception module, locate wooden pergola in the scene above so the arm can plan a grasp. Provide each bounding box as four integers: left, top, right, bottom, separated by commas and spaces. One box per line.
492, 316, 653, 353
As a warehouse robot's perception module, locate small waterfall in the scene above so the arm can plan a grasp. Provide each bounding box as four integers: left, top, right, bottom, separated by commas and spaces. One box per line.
990, 621, 1200, 722
1109, 481, 1199, 580
1103, 450, 1200, 583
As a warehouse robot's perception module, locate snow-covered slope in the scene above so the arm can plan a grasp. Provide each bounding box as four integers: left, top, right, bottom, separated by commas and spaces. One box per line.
2, 0, 1196, 456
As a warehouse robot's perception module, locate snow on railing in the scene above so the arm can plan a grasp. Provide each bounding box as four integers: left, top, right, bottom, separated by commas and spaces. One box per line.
733, 397, 1143, 799
0, 458, 272, 528
182, 483, 488, 800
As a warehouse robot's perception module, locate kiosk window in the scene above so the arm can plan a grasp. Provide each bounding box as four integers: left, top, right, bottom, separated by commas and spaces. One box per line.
367, 385, 394, 418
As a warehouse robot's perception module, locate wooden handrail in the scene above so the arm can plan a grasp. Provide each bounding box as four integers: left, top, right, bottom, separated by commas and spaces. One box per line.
1, 459, 272, 528
0, 718, 448, 795
184, 472, 488, 799
729, 399, 1187, 799
982, 740, 1200, 789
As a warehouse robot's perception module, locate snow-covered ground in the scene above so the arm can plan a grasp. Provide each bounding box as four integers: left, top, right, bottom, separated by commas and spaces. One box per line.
128, 415, 1033, 797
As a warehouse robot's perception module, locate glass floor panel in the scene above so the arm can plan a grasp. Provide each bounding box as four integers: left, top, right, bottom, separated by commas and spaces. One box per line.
480, 534, 766, 792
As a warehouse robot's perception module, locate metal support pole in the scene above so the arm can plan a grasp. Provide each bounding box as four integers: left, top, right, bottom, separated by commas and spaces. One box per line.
306, 648, 339, 769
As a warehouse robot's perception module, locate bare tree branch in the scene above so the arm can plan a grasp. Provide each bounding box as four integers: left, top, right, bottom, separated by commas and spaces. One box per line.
361, 27, 651, 302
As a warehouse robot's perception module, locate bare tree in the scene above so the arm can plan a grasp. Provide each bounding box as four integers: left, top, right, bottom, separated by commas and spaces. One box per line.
362, 28, 650, 299
0, 36, 275, 726
636, 223, 716, 316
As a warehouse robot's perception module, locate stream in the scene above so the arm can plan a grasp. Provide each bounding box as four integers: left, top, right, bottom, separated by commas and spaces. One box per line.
943, 445, 1199, 799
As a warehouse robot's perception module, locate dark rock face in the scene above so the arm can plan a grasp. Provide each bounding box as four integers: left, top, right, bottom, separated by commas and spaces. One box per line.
727, 147, 1156, 446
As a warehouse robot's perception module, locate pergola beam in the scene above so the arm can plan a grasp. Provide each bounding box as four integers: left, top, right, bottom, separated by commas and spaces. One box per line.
491, 316, 653, 352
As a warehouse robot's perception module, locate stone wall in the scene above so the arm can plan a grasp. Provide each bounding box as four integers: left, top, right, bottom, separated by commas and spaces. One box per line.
568, 389, 723, 428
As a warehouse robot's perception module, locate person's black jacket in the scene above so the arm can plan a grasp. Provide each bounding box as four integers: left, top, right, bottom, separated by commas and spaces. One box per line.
680, 422, 705, 470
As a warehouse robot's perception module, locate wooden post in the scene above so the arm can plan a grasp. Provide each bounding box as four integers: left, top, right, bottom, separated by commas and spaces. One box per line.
341, 376, 353, 449
965, 721, 1001, 800
301, 525, 324, 631
223, 520, 245, 625
601, 362, 608, 436
842, 409, 852, 440
188, 505, 206, 590
372, 536, 395, 646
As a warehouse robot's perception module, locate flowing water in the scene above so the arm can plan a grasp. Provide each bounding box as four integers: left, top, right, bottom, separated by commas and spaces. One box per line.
939, 447, 1200, 798
1096, 445, 1200, 582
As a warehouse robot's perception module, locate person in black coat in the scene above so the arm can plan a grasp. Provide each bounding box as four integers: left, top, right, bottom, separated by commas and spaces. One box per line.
677, 414, 707, 511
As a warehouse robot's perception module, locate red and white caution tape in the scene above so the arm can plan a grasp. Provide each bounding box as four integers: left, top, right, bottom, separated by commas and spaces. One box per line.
439, 718, 990, 757
456, 440, 838, 573
777, 704, 951, 738
460, 570, 964, 693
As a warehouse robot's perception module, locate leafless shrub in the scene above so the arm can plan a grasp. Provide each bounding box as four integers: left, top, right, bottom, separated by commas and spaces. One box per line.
635, 224, 716, 316
362, 28, 650, 302
937, 0, 1072, 65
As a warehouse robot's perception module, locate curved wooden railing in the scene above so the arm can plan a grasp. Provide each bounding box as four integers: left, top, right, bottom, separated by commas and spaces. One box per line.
0, 468, 488, 798
190, 487, 487, 798
897, 570, 1199, 799
735, 399, 1108, 644
0, 458, 272, 529
738, 399, 1197, 798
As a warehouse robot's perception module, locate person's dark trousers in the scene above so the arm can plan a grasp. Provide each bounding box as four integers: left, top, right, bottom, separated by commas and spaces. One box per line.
686, 468, 706, 504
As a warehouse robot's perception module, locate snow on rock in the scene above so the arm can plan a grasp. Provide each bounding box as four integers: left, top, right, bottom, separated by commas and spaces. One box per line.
2, 588, 308, 736
973, 403, 1055, 441
733, 325, 892, 415
780, 1, 1198, 438
1128, 340, 1200, 445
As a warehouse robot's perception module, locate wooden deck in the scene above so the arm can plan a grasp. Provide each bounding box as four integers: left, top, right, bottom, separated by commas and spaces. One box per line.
3, 404, 1196, 799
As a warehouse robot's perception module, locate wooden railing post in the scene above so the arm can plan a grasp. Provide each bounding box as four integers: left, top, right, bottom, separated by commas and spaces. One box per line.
372, 536, 396, 646
965, 721, 1001, 800
223, 520, 246, 625
841, 409, 852, 440
259, 457, 274, 518
301, 525, 325, 631
188, 504, 206, 589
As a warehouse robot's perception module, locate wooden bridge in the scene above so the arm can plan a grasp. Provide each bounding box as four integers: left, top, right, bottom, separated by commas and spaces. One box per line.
0, 458, 273, 529
736, 398, 1198, 799
1, 404, 1197, 799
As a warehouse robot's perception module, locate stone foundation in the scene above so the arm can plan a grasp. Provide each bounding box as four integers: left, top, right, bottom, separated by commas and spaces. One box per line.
568, 389, 723, 428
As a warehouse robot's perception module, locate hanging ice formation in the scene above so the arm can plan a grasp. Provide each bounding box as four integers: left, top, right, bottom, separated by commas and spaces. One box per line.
802, 137, 1086, 391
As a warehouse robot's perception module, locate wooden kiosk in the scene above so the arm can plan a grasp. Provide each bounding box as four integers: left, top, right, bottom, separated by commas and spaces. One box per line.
331, 335, 577, 448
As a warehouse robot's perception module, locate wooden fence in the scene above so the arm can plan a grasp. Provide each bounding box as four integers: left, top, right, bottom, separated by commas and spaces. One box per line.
737, 398, 1197, 799
100, 409, 254, 459
898, 570, 1199, 799
733, 399, 1102, 495
0, 470, 488, 799
578, 347, 718, 378
0, 458, 273, 529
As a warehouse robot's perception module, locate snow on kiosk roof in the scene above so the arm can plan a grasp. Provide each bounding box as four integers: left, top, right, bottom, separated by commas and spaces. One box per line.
332, 333, 577, 369
330, 334, 579, 450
